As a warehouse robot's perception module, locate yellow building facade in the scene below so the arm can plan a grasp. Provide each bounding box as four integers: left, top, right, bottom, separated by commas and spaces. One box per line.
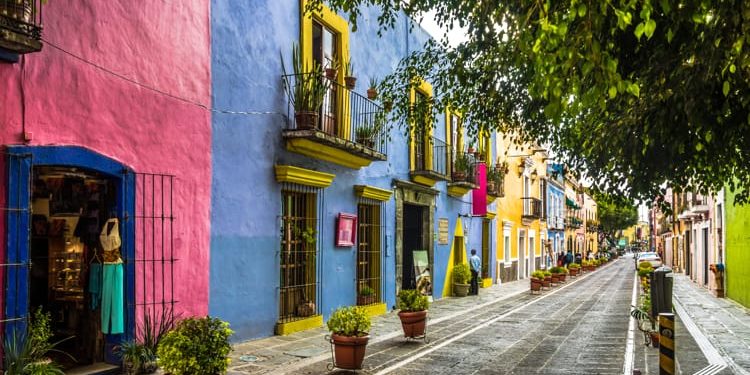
583, 191, 599, 255
494, 136, 547, 282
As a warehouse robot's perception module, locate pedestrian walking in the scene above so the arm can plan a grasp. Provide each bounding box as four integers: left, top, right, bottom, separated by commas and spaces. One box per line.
469, 249, 481, 295
564, 251, 573, 267
575, 252, 582, 264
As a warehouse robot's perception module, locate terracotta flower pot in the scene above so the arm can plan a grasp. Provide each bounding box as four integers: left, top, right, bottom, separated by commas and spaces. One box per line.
294, 111, 319, 130
551, 275, 559, 283
398, 310, 427, 338
530, 279, 542, 292
357, 295, 376, 306
541, 278, 550, 288
344, 76, 357, 90
331, 333, 369, 370
649, 331, 660, 348
558, 274, 566, 282
367, 88, 377, 100
325, 68, 338, 80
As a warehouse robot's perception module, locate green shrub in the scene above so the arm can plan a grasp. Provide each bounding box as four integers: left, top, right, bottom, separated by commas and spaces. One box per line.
3, 307, 67, 375
638, 261, 653, 270
637, 267, 654, 278
567, 262, 580, 269
531, 270, 545, 279
549, 266, 567, 274
326, 306, 370, 337
452, 263, 472, 284
397, 289, 430, 312
359, 286, 375, 296
543, 270, 552, 277
157, 316, 233, 375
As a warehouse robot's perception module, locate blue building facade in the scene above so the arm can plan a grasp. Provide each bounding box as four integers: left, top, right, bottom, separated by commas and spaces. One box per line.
209, 0, 498, 341
547, 164, 566, 265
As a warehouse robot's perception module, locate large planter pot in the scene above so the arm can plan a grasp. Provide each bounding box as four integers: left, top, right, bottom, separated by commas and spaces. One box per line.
453, 283, 470, 297
530, 279, 542, 293
294, 111, 319, 130
541, 278, 550, 288
331, 333, 369, 370
550, 275, 559, 284
398, 310, 427, 338
569, 268, 578, 277
558, 274, 567, 282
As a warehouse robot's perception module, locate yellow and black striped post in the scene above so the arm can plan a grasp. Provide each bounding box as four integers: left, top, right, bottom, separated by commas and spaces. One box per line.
659, 313, 675, 375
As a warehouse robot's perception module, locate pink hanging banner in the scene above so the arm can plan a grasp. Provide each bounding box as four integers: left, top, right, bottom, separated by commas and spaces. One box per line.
472, 163, 487, 215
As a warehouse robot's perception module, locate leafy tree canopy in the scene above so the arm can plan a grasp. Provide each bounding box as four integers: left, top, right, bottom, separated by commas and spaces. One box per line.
308, 0, 750, 203
595, 192, 639, 245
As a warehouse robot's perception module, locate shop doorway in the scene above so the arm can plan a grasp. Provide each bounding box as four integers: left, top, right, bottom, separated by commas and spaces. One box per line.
28, 166, 120, 368
402, 204, 425, 290
3, 146, 136, 371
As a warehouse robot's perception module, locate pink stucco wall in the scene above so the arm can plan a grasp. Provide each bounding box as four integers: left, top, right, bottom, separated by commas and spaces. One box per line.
0, 1, 211, 319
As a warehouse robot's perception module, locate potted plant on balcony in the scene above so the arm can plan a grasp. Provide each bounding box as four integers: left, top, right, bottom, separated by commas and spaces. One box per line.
357, 285, 376, 306
452, 263, 472, 297
325, 58, 340, 80
281, 45, 329, 130
326, 306, 371, 370
344, 58, 356, 89
452, 152, 471, 182
397, 289, 429, 339
367, 77, 378, 100
486, 166, 499, 194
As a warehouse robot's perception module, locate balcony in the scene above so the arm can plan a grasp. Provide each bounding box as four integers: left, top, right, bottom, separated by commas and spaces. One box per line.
0, 0, 42, 55
282, 73, 387, 169
486, 163, 506, 202
521, 197, 542, 223
410, 136, 449, 187
547, 216, 564, 230
567, 216, 582, 229
585, 220, 599, 233
447, 150, 478, 197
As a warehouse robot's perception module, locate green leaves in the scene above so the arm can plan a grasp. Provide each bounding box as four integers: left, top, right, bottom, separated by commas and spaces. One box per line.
723, 80, 730, 96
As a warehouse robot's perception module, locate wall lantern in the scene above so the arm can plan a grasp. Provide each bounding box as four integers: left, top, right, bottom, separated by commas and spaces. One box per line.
531, 169, 538, 181
517, 162, 525, 177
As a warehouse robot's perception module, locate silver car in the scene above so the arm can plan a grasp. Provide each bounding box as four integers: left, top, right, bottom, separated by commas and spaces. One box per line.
636, 252, 662, 268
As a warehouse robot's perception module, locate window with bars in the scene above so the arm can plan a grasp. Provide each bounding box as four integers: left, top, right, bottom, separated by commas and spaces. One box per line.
279, 188, 319, 322
356, 203, 382, 305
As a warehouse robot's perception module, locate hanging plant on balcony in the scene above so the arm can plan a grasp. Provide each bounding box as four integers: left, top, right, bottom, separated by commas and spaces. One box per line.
355, 111, 385, 149
367, 77, 379, 100
281, 44, 330, 130
452, 152, 471, 182
344, 58, 356, 89
325, 58, 340, 80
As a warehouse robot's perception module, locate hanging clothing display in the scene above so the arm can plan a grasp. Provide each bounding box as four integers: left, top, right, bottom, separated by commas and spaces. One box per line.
99, 218, 122, 263
101, 263, 124, 334
88, 262, 102, 310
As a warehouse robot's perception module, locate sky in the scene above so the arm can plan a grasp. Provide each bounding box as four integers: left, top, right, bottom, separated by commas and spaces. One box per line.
418, 10, 468, 48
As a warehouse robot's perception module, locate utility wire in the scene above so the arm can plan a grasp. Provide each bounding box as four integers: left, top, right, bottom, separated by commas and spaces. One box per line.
41, 38, 285, 118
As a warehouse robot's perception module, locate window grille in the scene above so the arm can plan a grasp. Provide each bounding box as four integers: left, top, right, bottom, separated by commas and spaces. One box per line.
132, 173, 177, 330
481, 220, 490, 278
356, 201, 383, 305
279, 183, 322, 322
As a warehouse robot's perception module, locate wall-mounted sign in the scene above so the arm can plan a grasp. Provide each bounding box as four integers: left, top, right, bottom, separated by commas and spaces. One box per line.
336, 213, 357, 247
438, 218, 449, 245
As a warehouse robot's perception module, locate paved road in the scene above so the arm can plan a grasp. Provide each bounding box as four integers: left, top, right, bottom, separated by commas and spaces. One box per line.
287, 258, 718, 375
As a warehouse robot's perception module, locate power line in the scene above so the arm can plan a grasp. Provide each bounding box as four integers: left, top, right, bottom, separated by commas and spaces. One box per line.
41, 38, 285, 118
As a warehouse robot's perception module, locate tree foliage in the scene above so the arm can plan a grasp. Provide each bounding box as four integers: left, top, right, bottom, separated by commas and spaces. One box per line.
309, 0, 750, 203
596, 193, 639, 245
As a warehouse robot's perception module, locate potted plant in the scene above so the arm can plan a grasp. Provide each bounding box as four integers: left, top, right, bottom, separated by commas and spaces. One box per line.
549, 266, 566, 283
467, 141, 476, 154
343, 58, 356, 89
397, 289, 429, 338
3, 308, 69, 375
452, 263, 472, 297
452, 152, 471, 182
367, 77, 378, 100
117, 341, 152, 375
486, 166, 498, 194
281, 45, 329, 130
355, 124, 377, 148
326, 306, 371, 370
543, 270, 552, 288
357, 285, 376, 306
568, 262, 580, 277
530, 270, 544, 293
325, 58, 340, 80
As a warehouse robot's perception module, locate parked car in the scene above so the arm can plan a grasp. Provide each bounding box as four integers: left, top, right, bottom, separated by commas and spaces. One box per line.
635, 252, 662, 269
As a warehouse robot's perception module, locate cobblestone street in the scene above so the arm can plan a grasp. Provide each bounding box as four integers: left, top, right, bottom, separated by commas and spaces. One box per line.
223, 257, 750, 375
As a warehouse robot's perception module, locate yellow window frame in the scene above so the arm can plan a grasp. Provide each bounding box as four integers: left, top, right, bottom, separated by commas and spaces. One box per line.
299, 0, 351, 139
445, 107, 464, 176
409, 78, 434, 171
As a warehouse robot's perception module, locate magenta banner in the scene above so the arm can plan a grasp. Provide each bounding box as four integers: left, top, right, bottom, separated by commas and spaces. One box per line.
473, 162, 487, 215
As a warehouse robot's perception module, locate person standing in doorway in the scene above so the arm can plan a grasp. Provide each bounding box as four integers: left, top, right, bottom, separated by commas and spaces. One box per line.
469, 249, 481, 296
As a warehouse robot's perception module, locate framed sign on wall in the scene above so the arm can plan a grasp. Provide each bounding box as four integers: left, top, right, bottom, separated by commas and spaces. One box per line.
336, 213, 357, 247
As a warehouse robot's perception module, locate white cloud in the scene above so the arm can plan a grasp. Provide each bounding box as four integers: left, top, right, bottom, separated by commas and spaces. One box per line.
419, 10, 468, 48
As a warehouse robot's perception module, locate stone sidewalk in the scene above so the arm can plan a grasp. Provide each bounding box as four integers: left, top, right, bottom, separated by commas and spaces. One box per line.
225, 278, 530, 374
672, 274, 750, 375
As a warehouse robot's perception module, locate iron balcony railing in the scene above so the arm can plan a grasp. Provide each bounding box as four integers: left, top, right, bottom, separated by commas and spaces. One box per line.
449, 150, 477, 185
414, 136, 448, 177
0, 0, 43, 53
282, 73, 387, 155
567, 216, 583, 228
521, 197, 542, 220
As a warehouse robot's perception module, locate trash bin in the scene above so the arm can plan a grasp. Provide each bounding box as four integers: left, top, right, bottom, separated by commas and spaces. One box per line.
650, 266, 673, 318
